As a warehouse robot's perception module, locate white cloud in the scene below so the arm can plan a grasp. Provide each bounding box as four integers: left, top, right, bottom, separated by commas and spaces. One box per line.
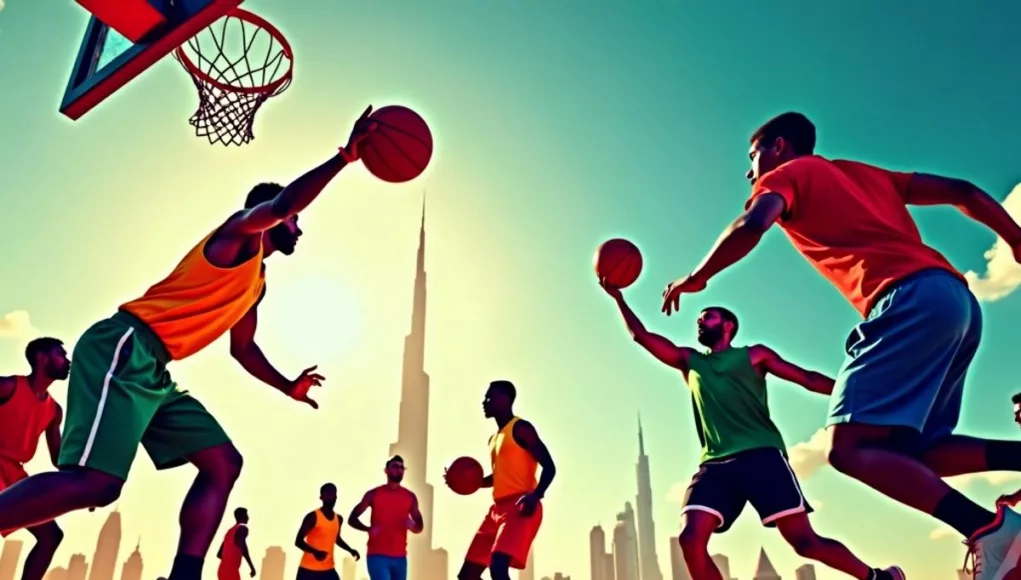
930, 526, 956, 541
0, 310, 37, 340
0, 0, 6, 13
964, 183, 1021, 301
789, 428, 830, 480
666, 482, 687, 505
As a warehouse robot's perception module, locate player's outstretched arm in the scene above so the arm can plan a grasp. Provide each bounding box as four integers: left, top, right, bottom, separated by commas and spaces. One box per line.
347, 490, 374, 532
749, 344, 834, 395
602, 284, 693, 370
687, 193, 786, 287
512, 420, 556, 498
45, 404, 63, 467
902, 173, 1021, 249
294, 512, 320, 555
407, 493, 425, 534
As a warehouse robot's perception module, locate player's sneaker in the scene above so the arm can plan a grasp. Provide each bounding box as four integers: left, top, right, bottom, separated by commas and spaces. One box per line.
876, 566, 906, 580
965, 505, 1021, 580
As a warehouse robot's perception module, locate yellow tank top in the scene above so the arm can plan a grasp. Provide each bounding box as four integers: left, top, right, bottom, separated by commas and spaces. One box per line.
299, 509, 340, 571
120, 229, 265, 361
489, 416, 538, 500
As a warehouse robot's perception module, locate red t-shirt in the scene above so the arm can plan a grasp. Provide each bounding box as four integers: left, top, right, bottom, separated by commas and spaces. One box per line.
367, 485, 416, 557
747, 155, 963, 316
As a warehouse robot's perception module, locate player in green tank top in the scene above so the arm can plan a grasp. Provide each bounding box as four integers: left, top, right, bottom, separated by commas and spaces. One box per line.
599, 281, 904, 580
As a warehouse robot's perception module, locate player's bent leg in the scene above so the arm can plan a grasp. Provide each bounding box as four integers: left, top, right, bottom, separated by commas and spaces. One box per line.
0, 469, 122, 532
456, 562, 486, 580
488, 553, 513, 580
677, 511, 723, 580
773, 512, 878, 579
20, 522, 64, 580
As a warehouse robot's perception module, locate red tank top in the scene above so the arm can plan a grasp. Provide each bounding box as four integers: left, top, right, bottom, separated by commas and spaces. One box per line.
367, 485, 416, 557
0, 376, 57, 464
219, 524, 245, 572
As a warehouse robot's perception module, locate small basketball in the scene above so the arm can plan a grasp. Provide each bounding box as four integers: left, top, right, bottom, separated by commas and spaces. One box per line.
594, 238, 643, 289
361, 105, 434, 183
446, 456, 484, 496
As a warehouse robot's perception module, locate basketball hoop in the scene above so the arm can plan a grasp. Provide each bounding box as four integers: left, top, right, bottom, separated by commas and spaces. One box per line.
173, 9, 293, 146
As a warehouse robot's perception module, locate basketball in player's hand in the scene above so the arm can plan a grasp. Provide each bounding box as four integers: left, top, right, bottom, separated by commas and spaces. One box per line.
444, 456, 484, 495
594, 238, 642, 289
361, 105, 434, 183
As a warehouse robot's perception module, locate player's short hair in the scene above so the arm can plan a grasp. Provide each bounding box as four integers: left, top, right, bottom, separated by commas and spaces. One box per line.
386, 455, 405, 467
245, 183, 284, 208
1011, 392, 1021, 405
320, 483, 337, 494
25, 337, 63, 367
751, 112, 816, 156
489, 380, 517, 403
703, 307, 739, 339
234, 507, 247, 520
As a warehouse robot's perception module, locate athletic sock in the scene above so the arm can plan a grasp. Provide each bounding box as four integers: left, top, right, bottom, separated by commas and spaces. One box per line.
168, 554, 204, 580
933, 489, 998, 538
864, 570, 877, 580
986, 440, 1021, 472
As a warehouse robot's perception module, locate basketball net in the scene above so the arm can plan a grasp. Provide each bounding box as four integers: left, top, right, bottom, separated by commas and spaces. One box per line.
174, 9, 293, 147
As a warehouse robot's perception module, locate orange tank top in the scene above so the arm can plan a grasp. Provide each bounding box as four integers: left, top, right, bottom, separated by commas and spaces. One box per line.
0, 376, 57, 464
299, 509, 340, 571
218, 523, 245, 572
367, 485, 416, 557
120, 229, 265, 361
489, 416, 538, 500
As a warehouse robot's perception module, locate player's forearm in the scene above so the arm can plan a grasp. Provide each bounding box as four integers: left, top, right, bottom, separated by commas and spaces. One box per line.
233, 342, 291, 392
410, 513, 424, 534
481, 475, 494, 488
534, 464, 556, 497
335, 537, 356, 553
271, 154, 349, 218
347, 515, 370, 532
800, 372, 834, 395
955, 185, 1021, 246
690, 220, 766, 285
295, 539, 316, 553
613, 295, 649, 340
243, 552, 255, 570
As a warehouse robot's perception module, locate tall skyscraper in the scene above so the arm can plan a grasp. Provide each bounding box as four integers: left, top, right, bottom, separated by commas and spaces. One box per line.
88, 509, 121, 580
752, 549, 780, 580
710, 555, 731, 580
342, 556, 357, 580
121, 540, 143, 580
613, 503, 640, 580
634, 416, 662, 580
260, 547, 286, 580
66, 554, 88, 580
794, 564, 816, 580
668, 536, 690, 580
387, 197, 446, 580
553, 574, 571, 580
0, 540, 23, 580
590, 526, 612, 580
44, 567, 67, 580
957, 570, 973, 580
520, 549, 535, 580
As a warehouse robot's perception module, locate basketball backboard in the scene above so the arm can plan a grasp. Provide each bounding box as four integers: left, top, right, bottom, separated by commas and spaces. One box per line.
61, 0, 244, 120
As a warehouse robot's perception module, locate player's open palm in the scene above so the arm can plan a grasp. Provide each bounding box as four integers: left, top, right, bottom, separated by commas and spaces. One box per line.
341, 105, 378, 162
598, 277, 622, 300
288, 365, 325, 409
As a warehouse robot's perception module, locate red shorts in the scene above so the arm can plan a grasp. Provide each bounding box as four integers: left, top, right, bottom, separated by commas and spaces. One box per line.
465, 495, 543, 569
0, 460, 27, 537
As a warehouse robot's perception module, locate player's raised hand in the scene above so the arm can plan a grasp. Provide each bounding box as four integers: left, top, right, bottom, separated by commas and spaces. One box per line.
339, 106, 379, 162
598, 277, 622, 299
287, 365, 325, 408
661, 274, 707, 316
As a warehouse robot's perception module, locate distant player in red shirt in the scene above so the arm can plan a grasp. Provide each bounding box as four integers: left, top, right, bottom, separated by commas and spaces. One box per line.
660, 112, 1021, 579
217, 507, 255, 580
348, 455, 424, 580
0, 338, 69, 580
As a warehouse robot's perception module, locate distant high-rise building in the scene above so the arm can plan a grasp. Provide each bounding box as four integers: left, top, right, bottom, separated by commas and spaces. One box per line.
668, 536, 690, 580
794, 564, 816, 580
958, 570, 973, 580
710, 555, 731, 580
520, 549, 535, 580
121, 540, 143, 580
634, 416, 662, 580
752, 549, 780, 580
67, 554, 88, 580
602, 552, 615, 580
590, 526, 611, 580
552, 574, 570, 580
387, 197, 446, 580
342, 556, 357, 580
45, 567, 68, 580
88, 509, 120, 580
613, 504, 640, 580
0, 540, 23, 580
260, 547, 286, 580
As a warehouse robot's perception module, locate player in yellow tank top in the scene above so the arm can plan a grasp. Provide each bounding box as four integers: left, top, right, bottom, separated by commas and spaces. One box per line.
446, 381, 556, 580
295, 484, 360, 580
0, 108, 378, 580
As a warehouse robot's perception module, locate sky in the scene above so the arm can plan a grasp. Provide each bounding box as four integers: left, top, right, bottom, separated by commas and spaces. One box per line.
1, 0, 1020, 579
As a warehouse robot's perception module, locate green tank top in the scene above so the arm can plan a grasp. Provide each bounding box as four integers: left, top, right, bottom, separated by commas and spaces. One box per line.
687, 347, 786, 462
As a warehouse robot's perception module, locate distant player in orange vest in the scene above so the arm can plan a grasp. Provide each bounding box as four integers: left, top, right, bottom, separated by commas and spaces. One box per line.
0, 108, 377, 580
296, 483, 360, 580
348, 455, 424, 580
447, 380, 556, 580
217, 507, 255, 580
0, 338, 69, 580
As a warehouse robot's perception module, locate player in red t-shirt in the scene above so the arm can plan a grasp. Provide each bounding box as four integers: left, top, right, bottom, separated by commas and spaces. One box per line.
660, 112, 1021, 579
348, 456, 423, 580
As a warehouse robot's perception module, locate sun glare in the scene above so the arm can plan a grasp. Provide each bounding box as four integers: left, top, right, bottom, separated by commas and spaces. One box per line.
262, 274, 364, 365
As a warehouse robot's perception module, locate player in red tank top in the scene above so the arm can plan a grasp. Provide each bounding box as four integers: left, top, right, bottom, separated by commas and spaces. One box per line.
348, 456, 424, 580
0, 338, 70, 580
216, 507, 255, 580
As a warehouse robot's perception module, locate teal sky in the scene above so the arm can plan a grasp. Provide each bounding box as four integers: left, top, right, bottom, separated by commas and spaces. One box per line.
1, 0, 1020, 579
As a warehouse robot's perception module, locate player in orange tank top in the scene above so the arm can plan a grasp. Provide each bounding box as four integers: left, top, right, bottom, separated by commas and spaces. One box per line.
0, 338, 70, 580
0, 109, 379, 580
659, 112, 1021, 579
295, 483, 360, 580
446, 381, 556, 580
348, 455, 424, 580
217, 507, 255, 580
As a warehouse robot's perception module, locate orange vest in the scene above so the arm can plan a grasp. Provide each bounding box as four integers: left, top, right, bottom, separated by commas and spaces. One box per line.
0, 376, 57, 464
218, 523, 245, 574
489, 416, 538, 500
299, 509, 340, 571
120, 229, 265, 361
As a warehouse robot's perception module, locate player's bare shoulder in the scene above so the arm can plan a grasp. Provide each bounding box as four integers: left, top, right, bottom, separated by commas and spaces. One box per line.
0, 376, 16, 404
747, 344, 778, 369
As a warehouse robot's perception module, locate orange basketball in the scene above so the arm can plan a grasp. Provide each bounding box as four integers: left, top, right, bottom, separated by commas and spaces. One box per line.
361, 105, 434, 183
446, 456, 484, 496
594, 238, 642, 289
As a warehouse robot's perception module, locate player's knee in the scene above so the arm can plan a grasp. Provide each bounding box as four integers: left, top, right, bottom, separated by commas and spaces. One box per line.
74, 471, 123, 507
196, 444, 244, 484
677, 525, 710, 556
785, 532, 822, 558
28, 523, 64, 549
